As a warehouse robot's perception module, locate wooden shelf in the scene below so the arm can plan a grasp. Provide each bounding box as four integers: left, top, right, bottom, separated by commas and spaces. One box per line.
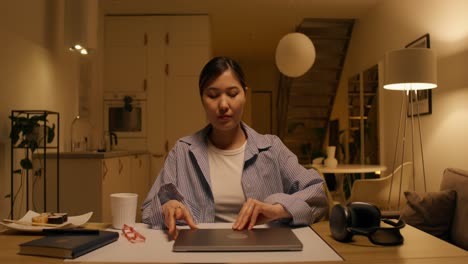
349, 116, 368, 120
347, 64, 380, 165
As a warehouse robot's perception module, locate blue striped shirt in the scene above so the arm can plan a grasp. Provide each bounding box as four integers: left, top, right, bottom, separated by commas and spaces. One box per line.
141, 122, 328, 229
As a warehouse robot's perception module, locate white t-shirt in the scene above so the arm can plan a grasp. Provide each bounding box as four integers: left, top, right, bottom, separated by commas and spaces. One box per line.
207, 140, 246, 222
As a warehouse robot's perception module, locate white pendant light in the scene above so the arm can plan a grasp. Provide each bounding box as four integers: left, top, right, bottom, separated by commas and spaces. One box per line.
275, 32, 316, 77
64, 0, 98, 55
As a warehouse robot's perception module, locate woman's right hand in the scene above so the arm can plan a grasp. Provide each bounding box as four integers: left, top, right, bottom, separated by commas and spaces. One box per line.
162, 200, 197, 240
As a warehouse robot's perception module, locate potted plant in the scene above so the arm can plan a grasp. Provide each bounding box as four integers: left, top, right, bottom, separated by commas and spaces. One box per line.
9, 113, 55, 171
123, 95, 134, 112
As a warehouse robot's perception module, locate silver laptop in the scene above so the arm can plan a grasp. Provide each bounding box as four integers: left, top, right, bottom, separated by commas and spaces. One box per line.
172, 227, 303, 252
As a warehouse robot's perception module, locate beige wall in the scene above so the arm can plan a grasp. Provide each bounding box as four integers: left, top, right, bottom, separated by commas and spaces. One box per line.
241, 60, 280, 134
3, 0, 467, 219
0, 0, 81, 218
332, 0, 468, 192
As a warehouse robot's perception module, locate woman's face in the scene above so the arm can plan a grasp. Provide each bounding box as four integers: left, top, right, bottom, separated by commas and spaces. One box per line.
201, 69, 246, 132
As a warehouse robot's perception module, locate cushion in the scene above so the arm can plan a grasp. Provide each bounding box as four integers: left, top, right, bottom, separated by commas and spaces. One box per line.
400, 190, 457, 241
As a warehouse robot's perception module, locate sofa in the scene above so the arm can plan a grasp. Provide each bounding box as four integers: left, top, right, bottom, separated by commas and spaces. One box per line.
440, 168, 468, 250
400, 167, 468, 250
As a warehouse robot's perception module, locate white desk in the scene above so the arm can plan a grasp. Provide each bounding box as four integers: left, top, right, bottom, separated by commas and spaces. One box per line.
305, 164, 387, 203
73, 223, 342, 263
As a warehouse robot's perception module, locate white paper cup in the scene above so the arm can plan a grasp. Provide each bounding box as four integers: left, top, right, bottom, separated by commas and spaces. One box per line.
110, 193, 138, 229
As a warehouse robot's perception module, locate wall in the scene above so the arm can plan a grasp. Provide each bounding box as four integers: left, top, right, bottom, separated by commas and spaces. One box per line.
5, 0, 464, 218
242, 60, 280, 134
0, 0, 81, 218
332, 0, 468, 192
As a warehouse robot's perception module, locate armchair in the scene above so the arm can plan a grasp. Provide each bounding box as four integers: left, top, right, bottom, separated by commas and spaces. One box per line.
347, 162, 413, 216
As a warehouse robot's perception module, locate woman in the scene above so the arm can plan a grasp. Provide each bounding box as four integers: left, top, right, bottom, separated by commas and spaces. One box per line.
142, 57, 328, 239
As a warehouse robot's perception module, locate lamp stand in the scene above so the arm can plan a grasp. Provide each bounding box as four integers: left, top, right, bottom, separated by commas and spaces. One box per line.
387, 88, 428, 211
411, 90, 428, 193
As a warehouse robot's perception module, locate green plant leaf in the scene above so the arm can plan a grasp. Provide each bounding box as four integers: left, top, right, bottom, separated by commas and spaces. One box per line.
124, 96, 134, 112
9, 125, 21, 145
124, 104, 133, 112
9, 113, 55, 155
4, 194, 11, 199
18, 139, 28, 148
30, 113, 48, 123
34, 169, 42, 177
13, 169, 22, 174
124, 95, 133, 104
20, 158, 33, 170
47, 124, 56, 143
28, 140, 38, 152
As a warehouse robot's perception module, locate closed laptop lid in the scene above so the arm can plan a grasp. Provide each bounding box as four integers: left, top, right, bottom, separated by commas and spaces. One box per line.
173, 228, 303, 252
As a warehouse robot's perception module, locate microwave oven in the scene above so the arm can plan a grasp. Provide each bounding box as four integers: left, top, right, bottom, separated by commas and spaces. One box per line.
104, 94, 147, 138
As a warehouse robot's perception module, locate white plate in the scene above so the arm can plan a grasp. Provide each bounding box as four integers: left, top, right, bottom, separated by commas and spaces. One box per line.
0, 210, 93, 232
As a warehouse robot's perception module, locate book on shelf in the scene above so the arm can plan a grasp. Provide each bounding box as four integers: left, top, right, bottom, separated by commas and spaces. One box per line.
19, 230, 119, 259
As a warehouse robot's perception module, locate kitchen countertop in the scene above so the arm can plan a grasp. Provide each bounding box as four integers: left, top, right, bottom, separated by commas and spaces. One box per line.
41, 150, 148, 159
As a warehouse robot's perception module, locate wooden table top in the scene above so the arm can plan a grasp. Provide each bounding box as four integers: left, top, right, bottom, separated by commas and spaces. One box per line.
0, 221, 466, 264
306, 164, 387, 174
310, 221, 467, 263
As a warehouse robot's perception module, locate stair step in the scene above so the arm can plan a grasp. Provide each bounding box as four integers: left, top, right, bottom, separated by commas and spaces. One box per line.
278, 18, 355, 160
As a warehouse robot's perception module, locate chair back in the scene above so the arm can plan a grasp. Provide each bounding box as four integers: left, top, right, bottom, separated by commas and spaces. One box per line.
386, 162, 413, 210
347, 162, 413, 211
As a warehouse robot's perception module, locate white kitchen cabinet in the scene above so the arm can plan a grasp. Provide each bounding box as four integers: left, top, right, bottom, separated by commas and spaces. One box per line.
104, 15, 211, 182
163, 16, 211, 149
101, 156, 131, 223
103, 15, 211, 96
129, 154, 150, 221
46, 152, 150, 222
103, 17, 148, 93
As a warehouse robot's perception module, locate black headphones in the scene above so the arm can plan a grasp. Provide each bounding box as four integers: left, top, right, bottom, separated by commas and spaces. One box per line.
329, 202, 405, 246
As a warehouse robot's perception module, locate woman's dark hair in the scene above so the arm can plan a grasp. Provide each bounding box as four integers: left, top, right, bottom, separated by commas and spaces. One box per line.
198, 56, 247, 97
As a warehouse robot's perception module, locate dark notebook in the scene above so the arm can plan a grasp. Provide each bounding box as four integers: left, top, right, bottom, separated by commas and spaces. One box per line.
19, 230, 119, 259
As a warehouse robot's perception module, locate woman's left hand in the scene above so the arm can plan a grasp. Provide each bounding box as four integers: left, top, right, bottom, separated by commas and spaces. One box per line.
232, 198, 292, 230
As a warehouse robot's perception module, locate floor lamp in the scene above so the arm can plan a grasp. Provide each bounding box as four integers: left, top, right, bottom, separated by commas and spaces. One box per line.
383, 48, 437, 209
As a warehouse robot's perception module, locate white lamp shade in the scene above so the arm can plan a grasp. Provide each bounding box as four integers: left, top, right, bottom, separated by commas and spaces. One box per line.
275, 33, 316, 77
384, 48, 437, 90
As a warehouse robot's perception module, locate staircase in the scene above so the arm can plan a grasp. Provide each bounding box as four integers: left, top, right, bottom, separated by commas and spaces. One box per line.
280, 18, 355, 164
